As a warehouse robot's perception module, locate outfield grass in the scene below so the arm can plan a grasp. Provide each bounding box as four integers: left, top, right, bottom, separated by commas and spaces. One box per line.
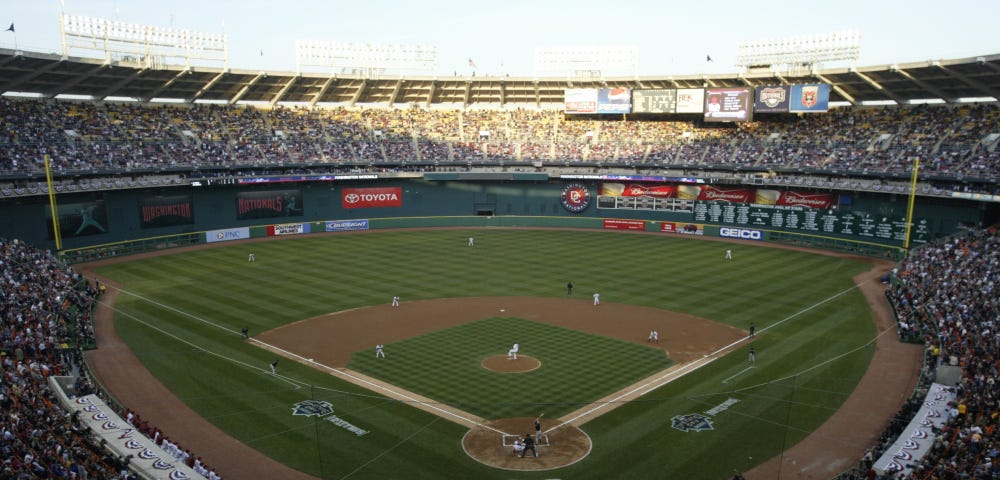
96, 229, 876, 479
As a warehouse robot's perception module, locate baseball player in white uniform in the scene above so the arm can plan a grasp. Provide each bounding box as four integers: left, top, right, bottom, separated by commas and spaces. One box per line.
468, 236, 475, 247
593, 292, 600, 306
648, 330, 659, 343
376, 344, 385, 358
391, 296, 400, 307
508, 343, 519, 360
248, 252, 255, 262
725, 249, 732, 260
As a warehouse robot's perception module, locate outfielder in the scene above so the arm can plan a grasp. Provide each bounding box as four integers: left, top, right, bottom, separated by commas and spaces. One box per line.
468, 236, 475, 247
248, 252, 255, 262
725, 249, 732, 260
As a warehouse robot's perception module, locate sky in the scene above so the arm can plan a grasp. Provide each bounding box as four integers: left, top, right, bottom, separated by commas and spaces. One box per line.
2, 0, 999, 77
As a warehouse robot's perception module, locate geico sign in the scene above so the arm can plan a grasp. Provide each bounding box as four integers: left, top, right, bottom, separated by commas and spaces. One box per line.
719, 227, 762, 240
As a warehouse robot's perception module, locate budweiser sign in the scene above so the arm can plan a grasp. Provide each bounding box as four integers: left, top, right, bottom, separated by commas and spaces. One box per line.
777, 191, 836, 209
342, 187, 403, 209
697, 187, 753, 203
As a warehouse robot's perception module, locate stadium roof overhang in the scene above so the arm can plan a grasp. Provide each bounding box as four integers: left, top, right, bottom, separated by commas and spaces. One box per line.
1, 48, 998, 106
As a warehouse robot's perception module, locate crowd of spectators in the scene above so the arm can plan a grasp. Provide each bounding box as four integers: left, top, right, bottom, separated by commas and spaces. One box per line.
857, 226, 1000, 479
2, 98, 998, 179
0, 239, 224, 479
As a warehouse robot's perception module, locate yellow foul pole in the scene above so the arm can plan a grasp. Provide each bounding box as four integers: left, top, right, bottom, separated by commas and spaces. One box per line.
44, 155, 62, 250
903, 157, 920, 253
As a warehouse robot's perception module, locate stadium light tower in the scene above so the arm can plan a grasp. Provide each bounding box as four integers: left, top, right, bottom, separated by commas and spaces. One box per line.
296, 40, 437, 77
59, 13, 227, 69
736, 30, 861, 74
533, 45, 638, 78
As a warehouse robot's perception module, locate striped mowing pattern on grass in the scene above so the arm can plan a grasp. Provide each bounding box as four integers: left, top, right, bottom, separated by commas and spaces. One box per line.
95, 228, 877, 479
348, 316, 671, 419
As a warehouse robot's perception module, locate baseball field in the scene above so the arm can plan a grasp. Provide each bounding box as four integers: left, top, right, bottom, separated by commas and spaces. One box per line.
83, 228, 907, 479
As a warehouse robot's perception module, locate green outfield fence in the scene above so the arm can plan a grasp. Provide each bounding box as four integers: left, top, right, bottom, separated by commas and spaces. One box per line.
58, 215, 905, 264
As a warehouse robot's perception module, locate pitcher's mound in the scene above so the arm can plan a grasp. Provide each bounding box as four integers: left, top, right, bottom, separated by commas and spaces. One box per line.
481, 355, 540, 373
462, 417, 591, 470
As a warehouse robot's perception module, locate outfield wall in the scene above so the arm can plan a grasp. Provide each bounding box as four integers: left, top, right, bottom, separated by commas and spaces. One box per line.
0, 179, 988, 258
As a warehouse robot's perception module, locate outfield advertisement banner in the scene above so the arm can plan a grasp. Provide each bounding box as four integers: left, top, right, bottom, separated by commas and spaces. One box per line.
236, 190, 303, 219
675, 88, 705, 113
600, 183, 677, 198
756, 189, 837, 209
268, 223, 310, 236
325, 219, 370, 231
139, 195, 194, 229
872, 383, 956, 476
696, 186, 755, 203
206, 227, 250, 243
661, 222, 704, 235
719, 227, 764, 240
564, 88, 598, 114
342, 187, 402, 209
46, 200, 108, 239
63, 395, 201, 480
603, 219, 645, 231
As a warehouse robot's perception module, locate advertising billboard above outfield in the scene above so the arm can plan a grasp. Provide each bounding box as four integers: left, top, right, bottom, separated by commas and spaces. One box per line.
564, 88, 631, 114
704, 87, 753, 122
342, 187, 402, 209
789, 83, 831, 112
675, 88, 705, 113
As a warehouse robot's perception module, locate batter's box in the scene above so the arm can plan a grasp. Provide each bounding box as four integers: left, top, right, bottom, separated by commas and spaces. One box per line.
502, 434, 549, 447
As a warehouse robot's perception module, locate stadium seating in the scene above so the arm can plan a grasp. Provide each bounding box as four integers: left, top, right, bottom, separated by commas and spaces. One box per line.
2, 98, 998, 187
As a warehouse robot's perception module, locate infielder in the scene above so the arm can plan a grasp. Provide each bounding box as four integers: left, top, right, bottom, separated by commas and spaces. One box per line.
593, 292, 600, 306
376, 344, 385, 358
648, 330, 659, 343
508, 343, 519, 360
391, 296, 400, 307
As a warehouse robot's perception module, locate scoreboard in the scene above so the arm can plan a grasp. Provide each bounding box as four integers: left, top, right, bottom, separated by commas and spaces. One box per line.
692, 201, 930, 244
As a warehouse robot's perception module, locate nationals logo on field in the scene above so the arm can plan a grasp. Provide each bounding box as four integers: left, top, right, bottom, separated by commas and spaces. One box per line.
342, 187, 402, 209
561, 183, 592, 213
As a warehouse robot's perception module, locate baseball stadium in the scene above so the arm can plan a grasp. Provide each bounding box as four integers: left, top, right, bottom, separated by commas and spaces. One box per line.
1, 6, 999, 480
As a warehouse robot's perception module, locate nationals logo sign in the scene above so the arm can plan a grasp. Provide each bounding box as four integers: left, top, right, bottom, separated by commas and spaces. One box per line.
561, 183, 592, 213
342, 187, 402, 209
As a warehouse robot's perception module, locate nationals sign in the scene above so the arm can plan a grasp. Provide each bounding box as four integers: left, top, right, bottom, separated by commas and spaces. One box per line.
561, 183, 592, 213
342, 187, 402, 209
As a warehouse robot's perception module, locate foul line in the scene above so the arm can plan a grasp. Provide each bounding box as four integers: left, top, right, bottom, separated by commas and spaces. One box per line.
551, 277, 873, 433
248, 338, 507, 436
722, 366, 754, 384
113, 286, 241, 336
100, 299, 304, 390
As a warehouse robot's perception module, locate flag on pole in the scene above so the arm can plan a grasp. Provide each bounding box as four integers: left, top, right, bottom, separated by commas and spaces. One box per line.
468, 58, 477, 69
5, 23, 13, 33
